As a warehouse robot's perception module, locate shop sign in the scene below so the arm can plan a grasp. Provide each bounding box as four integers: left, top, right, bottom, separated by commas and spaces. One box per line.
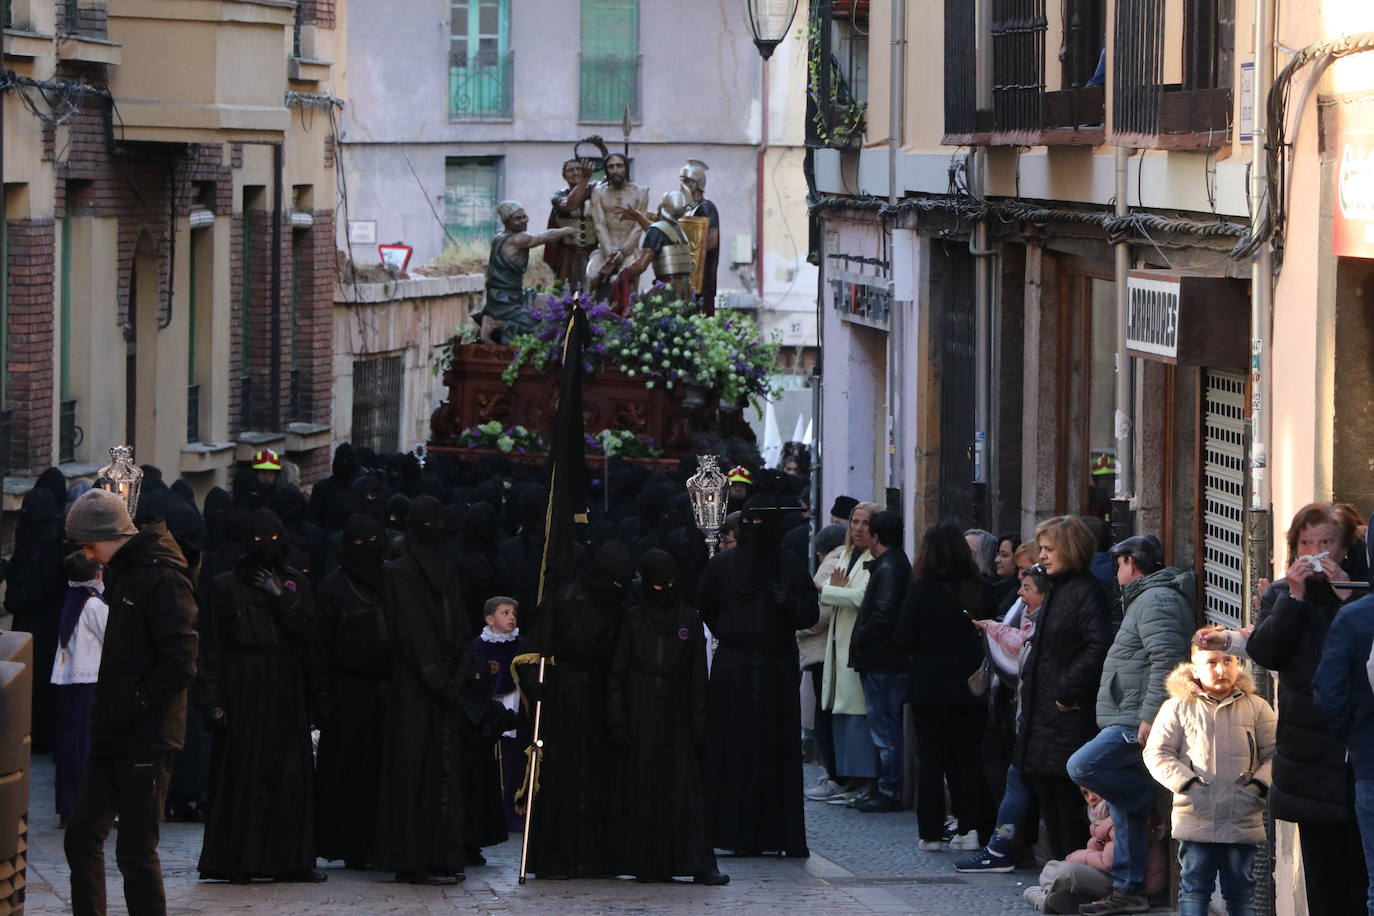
1336, 131, 1374, 259
1125, 270, 1248, 368
1126, 273, 1180, 360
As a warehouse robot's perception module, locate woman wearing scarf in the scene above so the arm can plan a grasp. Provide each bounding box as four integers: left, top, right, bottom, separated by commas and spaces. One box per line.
50, 550, 108, 823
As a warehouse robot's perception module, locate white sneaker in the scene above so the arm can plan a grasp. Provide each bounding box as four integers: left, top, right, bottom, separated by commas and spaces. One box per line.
948, 830, 981, 850
917, 839, 945, 852
804, 778, 845, 800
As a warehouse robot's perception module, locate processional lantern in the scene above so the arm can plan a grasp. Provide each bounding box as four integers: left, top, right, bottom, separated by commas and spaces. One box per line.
745, 0, 800, 60
95, 445, 143, 517
686, 454, 729, 557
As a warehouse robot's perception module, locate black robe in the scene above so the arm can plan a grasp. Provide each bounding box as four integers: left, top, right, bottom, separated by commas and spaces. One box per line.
313, 565, 391, 867
523, 579, 625, 878
371, 541, 469, 874
197, 563, 316, 877
607, 599, 713, 878
696, 547, 818, 856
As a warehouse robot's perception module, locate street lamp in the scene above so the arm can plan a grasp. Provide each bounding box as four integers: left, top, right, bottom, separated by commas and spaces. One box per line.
686, 454, 729, 557
745, 0, 800, 60
95, 445, 143, 517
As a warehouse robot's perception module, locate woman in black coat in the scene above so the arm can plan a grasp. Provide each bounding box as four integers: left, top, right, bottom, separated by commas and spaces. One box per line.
1011, 515, 1110, 859
894, 523, 996, 848
1248, 502, 1367, 916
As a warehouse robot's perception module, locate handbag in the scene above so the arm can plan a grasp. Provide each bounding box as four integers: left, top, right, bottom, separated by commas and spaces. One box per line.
967, 630, 992, 697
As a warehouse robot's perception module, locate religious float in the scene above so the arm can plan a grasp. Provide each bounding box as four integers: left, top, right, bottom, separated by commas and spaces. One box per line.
428, 286, 779, 469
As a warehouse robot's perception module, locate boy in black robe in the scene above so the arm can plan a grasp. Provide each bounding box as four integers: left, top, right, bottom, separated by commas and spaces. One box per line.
470, 595, 524, 833
608, 550, 728, 885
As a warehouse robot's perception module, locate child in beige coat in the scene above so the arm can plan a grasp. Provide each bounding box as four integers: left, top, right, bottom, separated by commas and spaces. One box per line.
1143, 628, 1276, 916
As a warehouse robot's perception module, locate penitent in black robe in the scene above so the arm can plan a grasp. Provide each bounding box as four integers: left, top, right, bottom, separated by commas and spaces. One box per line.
313, 517, 391, 868
197, 557, 317, 877
371, 501, 470, 877
607, 595, 713, 879
696, 545, 819, 857
523, 576, 627, 878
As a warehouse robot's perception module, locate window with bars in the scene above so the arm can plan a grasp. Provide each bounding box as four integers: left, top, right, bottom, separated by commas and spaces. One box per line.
579, 0, 640, 124
1112, 0, 1232, 148
450, 0, 513, 120
351, 355, 404, 456
942, 0, 983, 142
443, 157, 502, 247
991, 0, 1046, 141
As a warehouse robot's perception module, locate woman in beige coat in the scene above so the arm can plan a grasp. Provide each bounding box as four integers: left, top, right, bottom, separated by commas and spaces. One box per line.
1143, 640, 1276, 916
806, 501, 880, 804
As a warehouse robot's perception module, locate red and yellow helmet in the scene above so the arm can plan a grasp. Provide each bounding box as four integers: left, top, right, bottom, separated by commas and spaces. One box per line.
251, 448, 282, 471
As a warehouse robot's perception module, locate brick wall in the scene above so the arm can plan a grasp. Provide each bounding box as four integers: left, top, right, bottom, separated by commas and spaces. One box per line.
299, 0, 336, 29
6, 219, 56, 477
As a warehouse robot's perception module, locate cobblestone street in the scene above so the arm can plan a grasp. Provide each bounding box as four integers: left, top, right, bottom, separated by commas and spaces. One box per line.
22, 762, 1042, 914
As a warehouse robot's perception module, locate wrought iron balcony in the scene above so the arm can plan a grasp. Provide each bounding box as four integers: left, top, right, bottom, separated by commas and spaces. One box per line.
578, 53, 641, 124
449, 49, 514, 121
1112, 0, 1231, 150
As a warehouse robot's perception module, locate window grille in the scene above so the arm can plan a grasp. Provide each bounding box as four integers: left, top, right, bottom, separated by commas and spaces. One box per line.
352, 355, 404, 455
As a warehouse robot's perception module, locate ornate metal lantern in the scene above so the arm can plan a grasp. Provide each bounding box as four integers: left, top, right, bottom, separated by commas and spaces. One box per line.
745, 0, 800, 60
95, 445, 143, 517
686, 454, 730, 557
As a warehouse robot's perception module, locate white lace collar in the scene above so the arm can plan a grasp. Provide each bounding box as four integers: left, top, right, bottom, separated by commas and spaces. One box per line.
480, 625, 520, 643
68, 578, 104, 594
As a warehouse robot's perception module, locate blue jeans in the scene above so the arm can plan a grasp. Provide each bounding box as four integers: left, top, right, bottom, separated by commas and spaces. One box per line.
1177, 841, 1257, 916
1066, 725, 1158, 893
987, 763, 1032, 857
859, 671, 910, 798
1354, 779, 1374, 915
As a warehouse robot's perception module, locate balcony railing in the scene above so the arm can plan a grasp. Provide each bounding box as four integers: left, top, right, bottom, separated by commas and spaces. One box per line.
578, 53, 641, 124
1113, 0, 1230, 149
943, 0, 986, 142
449, 49, 514, 121
991, 0, 1047, 144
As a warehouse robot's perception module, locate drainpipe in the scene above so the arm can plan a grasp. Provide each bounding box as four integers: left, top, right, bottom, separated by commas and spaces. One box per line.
1113, 145, 1134, 537
1245, 0, 1274, 625
271, 143, 284, 432
969, 0, 994, 528
969, 148, 994, 529
1249, 0, 1272, 516
887, 0, 906, 511
757, 58, 769, 301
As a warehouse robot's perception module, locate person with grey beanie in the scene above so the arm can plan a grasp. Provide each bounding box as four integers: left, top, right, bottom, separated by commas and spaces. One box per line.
63, 487, 198, 916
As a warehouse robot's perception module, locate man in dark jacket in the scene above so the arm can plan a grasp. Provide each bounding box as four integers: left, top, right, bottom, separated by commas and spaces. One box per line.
847, 510, 912, 813
1315, 590, 1374, 915
1069, 534, 1194, 916
62, 488, 198, 916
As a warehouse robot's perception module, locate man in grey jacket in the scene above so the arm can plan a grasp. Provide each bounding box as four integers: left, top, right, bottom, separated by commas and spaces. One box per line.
1068, 535, 1196, 915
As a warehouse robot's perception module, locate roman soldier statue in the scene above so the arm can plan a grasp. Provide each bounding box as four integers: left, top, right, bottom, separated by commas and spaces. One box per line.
680, 159, 720, 313
627, 191, 694, 298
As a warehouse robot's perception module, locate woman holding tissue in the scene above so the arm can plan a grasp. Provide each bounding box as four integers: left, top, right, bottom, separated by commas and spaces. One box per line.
1247, 502, 1367, 915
